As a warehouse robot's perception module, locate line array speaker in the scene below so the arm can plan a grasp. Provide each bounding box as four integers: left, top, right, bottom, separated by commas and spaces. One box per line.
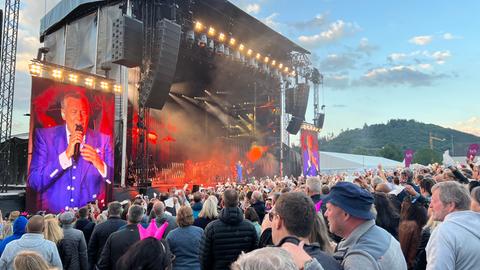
112, 15, 144, 68
286, 116, 304, 135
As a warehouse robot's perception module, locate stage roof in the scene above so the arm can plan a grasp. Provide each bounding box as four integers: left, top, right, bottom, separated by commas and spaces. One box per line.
40, 0, 309, 57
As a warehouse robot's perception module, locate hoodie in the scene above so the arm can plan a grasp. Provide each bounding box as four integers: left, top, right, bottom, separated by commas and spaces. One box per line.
0, 216, 27, 256
426, 210, 480, 270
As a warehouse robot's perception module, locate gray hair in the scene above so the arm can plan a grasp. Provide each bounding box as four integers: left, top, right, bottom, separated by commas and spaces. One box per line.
432, 181, 471, 211
107, 201, 123, 217
231, 247, 297, 270
252, 191, 263, 202
127, 205, 144, 224
306, 176, 322, 194
471, 186, 480, 204
153, 201, 165, 217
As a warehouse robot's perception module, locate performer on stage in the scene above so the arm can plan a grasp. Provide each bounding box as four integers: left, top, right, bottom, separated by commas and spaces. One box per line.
29, 91, 113, 213
303, 133, 319, 176
236, 160, 243, 184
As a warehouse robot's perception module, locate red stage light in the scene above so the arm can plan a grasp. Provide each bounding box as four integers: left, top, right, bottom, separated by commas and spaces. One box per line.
147, 132, 158, 144
247, 145, 267, 163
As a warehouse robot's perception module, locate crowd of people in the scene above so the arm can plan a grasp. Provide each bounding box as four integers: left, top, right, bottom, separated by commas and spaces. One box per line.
1, 161, 480, 270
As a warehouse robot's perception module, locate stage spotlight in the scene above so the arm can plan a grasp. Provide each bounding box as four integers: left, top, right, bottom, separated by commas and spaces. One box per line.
100, 81, 109, 90
271, 60, 276, 66
264, 56, 269, 63
255, 53, 261, 60
68, 73, 78, 83
291, 70, 296, 76
194, 21, 203, 32
85, 77, 94, 87
218, 32, 226, 42
284, 67, 289, 73
278, 63, 283, 69
52, 69, 62, 79
198, 34, 207, 47
186, 30, 195, 44
247, 49, 253, 56
29, 63, 42, 76
229, 38, 236, 46
238, 44, 245, 52
208, 27, 215, 36
114, 84, 122, 93
208, 39, 215, 52
215, 43, 225, 55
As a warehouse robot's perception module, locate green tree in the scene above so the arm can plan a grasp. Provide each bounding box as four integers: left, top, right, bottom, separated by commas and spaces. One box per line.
379, 144, 403, 161
412, 148, 442, 165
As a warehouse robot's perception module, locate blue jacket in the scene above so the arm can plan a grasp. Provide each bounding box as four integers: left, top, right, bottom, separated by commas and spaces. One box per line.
0, 216, 28, 256
167, 226, 203, 270
28, 125, 113, 213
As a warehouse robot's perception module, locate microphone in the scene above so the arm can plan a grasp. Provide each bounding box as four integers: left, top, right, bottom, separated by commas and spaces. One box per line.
73, 124, 84, 161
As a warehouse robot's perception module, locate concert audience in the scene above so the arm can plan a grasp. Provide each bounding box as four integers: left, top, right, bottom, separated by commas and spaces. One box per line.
193, 195, 218, 230
74, 207, 95, 245
0, 216, 27, 256
58, 211, 88, 270
153, 202, 177, 238
117, 237, 173, 270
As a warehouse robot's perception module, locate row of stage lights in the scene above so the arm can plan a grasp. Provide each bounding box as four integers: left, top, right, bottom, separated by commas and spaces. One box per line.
28, 61, 122, 93
188, 21, 296, 78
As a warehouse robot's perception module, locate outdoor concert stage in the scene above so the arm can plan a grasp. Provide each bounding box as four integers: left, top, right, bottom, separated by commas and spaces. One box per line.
17, 0, 310, 211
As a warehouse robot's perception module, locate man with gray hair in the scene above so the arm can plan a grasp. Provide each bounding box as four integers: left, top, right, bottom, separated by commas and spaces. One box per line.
231, 247, 297, 270
306, 177, 322, 205
426, 181, 480, 270
154, 201, 177, 238
97, 205, 144, 270
88, 201, 126, 269
251, 191, 266, 223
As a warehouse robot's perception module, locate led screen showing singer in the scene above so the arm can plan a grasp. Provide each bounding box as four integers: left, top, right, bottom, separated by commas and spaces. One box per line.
28, 77, 114, 213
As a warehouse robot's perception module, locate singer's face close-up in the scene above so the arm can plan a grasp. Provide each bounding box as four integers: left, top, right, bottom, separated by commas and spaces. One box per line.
62, 97, 90, 134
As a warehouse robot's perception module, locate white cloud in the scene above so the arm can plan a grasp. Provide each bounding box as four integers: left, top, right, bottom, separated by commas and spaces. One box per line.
442, 32, 462, 40
319, 53, 357, 71
356, 38, 378, 56
245, 3, 261, 14
409, 35, 433, 45
354, 65, 448, 87
388, 52, 408, 62
449, 117, 480, 136
298, 20, 360, 48
292, 13, 329, 30
431, 50, 451, 64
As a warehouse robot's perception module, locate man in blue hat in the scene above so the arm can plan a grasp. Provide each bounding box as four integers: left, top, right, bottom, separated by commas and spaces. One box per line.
324, 182, 407, 270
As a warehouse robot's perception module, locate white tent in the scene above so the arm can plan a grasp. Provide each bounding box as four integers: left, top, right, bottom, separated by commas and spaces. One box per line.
319, 151, 402, 174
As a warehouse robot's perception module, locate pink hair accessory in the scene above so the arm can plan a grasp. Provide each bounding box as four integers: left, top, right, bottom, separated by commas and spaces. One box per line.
315, 200, 323, 212
138, 219, 169, 240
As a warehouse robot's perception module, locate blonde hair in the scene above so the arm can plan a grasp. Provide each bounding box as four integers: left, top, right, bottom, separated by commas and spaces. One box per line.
43, 217, 64, 244
423, 215, 440, 231
199, 195, 218, 219
14, 251, 50, 270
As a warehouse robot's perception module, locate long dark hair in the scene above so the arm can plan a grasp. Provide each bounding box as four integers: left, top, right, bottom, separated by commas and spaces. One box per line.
116, 237, 173, 270
373, 192, 400, 239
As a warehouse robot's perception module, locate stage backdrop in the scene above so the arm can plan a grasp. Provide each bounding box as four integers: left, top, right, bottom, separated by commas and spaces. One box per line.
27, 77, 114, 213
301, 129, 320, 176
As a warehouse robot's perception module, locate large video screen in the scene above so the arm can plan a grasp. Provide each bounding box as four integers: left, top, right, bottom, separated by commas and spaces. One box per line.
301, 129, 320, 176
27, 77, 114, 213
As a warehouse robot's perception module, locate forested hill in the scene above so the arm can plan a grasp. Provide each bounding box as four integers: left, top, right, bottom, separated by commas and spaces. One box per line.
319, 119, 480, 162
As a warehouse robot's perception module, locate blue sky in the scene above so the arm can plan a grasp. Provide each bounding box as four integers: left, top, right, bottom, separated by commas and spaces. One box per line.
5, 0, 480, 137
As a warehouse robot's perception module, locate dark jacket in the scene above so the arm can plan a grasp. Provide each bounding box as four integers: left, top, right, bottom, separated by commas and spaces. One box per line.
413, 227, 431, 270
87, 216, 126, 270
58, 224, 88, 270
193, 217, 216, 230
0, 216, 28, 256
200, 207, 258, 270
96, 224, 140, 270
75, 218, 95, 245
155, 214, 178, 239
251, 201, 266, 223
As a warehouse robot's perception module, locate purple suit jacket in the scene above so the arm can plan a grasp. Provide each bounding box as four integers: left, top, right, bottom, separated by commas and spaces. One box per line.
28, 125, 113, 213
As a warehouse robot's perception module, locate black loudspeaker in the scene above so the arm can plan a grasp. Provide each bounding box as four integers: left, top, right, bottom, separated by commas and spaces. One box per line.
314, 113, 325, 129
292, 83, 310, 119
143, 19, 181, 110
112, 15, 143, 68
192, 185, 200, 193
286, 117, 303, 135
285, 87, 295, 114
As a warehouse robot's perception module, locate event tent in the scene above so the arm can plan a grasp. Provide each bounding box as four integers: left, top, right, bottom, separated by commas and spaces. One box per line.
319, 151, 403, 173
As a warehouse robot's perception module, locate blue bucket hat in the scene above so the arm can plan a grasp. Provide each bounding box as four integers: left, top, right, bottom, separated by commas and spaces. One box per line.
324, 182, 375, 220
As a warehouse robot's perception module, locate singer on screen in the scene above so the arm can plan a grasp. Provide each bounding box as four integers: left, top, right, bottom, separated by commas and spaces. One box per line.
28, 91, 113, 213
